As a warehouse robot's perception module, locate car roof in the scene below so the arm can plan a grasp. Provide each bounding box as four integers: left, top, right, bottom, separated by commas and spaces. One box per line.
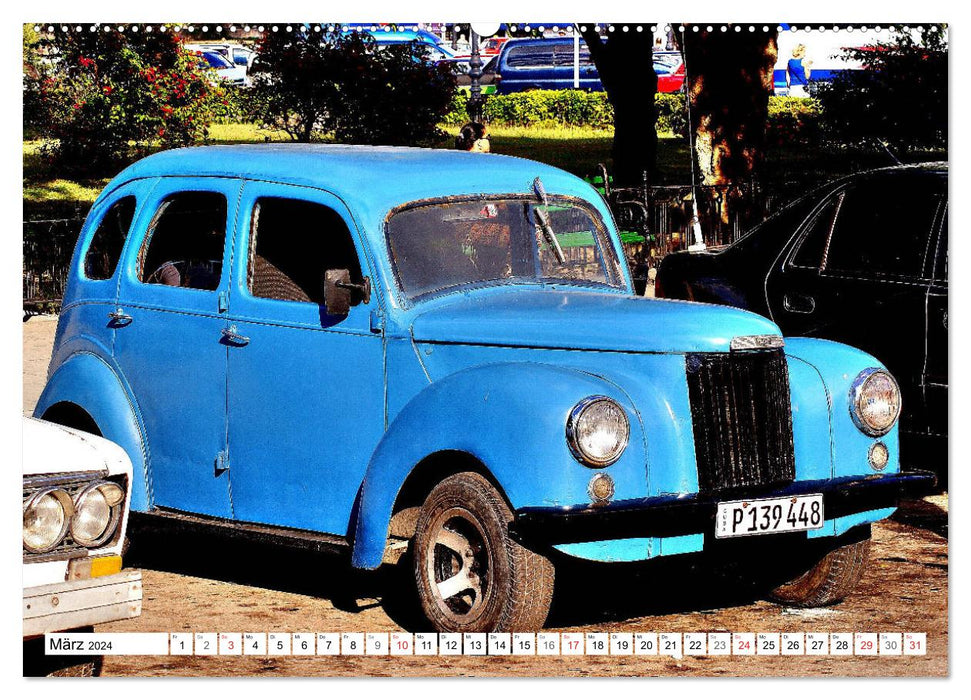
105, 144, 607, 231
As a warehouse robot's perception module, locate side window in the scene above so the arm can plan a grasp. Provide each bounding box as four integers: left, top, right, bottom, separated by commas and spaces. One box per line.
790, 194, 841, 269
823, 177, 942, 278
934, 208, 948, 283
506, 45, 554, 68
138, 191, 227, 291
247, 197, 363, 304
83, 196, 136, 280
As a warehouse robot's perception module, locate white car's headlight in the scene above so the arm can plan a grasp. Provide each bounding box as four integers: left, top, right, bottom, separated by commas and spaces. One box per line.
849, 368, 902, 437
71, 482, 125, 548
23, 489, 74, 553
567, 396, 630, 467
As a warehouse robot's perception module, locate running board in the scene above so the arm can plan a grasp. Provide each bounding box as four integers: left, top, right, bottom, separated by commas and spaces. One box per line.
129, 508, 350, 556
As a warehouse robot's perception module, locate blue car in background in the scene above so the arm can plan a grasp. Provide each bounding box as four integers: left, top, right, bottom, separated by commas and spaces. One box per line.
36, 144, 934, 632
495, 37, 685, 93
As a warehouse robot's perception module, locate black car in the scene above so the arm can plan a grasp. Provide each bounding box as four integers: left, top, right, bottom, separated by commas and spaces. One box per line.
656, 164, 947, 484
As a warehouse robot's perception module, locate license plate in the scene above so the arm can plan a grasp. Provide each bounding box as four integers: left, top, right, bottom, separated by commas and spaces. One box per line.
715, 494, 824, 539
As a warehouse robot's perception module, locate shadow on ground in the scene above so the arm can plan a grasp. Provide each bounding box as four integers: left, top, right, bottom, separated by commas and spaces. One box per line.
127, 517, 814, 631
891, 497, 948, 539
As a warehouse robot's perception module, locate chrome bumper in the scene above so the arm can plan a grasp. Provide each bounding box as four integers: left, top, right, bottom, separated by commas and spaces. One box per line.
23, 570, 142, 638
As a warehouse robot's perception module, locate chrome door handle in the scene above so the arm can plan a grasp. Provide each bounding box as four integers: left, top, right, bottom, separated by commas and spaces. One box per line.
220, 325, 250, 346
107, 308, 132, 325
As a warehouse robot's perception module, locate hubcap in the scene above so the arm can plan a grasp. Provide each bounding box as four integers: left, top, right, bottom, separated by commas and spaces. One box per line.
425, 507, 493, 624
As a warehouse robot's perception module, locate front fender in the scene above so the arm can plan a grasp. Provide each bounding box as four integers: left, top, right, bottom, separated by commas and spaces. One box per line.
34, 352, 151, 512
784, 337, 900, 479
351, 362, 646, 569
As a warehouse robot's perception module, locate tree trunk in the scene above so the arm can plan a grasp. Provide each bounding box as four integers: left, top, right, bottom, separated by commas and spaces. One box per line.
579, 26, 658, 188
678, 25, 778, 224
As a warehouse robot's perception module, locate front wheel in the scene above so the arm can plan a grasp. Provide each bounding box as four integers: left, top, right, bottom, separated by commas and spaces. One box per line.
413, 472, 554, 632
769, 532, 871, 607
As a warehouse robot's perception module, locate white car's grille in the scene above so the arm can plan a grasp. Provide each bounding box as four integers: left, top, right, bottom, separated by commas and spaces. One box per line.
22, 470, 127, 561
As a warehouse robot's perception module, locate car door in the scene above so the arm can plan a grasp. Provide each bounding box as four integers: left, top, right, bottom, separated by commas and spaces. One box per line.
114, 177, 241, 518
225, 181, 386, 537
767, 171, 945, 437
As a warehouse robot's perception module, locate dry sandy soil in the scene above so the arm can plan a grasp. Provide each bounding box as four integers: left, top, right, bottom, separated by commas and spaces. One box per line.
23, 314, 948, 677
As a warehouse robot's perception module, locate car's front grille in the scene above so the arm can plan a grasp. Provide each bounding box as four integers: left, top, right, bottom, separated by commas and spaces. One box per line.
685, 349, 796, 495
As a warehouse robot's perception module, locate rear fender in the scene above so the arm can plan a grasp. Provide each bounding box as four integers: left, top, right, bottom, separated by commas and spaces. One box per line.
34, 352, 151, 512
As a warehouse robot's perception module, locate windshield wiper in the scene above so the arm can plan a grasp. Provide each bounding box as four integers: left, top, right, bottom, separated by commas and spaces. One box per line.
532, 177, 566, 265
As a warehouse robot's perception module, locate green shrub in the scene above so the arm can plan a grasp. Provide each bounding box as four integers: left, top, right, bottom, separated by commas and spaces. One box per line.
655, 93, 687, 136
247, 30, 456, 145
766, 97, 822, 146
443, 90, 821, 145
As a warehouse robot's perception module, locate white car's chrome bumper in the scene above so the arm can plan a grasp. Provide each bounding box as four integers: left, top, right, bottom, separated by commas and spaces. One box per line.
23, 570, 142, 638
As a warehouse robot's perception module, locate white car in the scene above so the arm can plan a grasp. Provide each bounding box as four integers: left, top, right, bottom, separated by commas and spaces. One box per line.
190, 49, 248, 86
23, 417, 142, 676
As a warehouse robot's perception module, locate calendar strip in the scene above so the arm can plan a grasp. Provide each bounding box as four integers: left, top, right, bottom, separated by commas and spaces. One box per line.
43, 631, 927, 657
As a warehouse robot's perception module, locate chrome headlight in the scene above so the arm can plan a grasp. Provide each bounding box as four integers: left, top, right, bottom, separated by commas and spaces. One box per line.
71, 481, 125, 548
23, 489, 74, 554
566, 396, 630, 467
849, 369, 902, 437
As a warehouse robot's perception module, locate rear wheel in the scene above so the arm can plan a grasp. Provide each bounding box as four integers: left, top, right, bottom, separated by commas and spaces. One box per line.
769, 533, 871, 607
413, 472, 554, 632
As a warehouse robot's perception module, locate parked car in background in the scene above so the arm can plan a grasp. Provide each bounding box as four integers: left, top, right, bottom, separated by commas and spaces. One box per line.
495, 37, 685, 93
186, 43, 256, 71
23, 417, 142, 676
36, 144, 934, 633
481, 36, 510, 57
656, 164, 948, 485
190, 49, 248, 86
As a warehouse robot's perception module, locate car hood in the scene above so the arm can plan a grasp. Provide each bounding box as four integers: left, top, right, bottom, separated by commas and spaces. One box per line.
409, 287, 782, 354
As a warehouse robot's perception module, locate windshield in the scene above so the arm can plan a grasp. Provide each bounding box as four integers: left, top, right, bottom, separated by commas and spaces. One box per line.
201, 51, 234, 69
386, 197, 626, 299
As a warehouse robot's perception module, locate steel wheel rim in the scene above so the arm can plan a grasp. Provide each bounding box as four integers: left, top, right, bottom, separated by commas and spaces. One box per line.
425, 506, 494, 625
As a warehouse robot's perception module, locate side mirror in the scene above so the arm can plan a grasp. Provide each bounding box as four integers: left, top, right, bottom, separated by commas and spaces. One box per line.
324, 269, 371, 316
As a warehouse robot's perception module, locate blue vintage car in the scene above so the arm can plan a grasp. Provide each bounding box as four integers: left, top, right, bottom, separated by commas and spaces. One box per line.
36, 144, 934, 632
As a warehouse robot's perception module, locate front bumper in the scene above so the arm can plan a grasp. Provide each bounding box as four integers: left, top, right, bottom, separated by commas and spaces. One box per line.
23, 570, 142, 638
511, 471, 937, 545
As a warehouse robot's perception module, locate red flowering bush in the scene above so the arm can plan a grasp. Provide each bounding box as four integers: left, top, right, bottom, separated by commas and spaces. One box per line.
25, 27, 230, 174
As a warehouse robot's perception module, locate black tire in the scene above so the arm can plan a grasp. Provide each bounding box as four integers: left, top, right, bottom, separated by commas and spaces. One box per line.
413, 472, 554, 632
769, 535, 871, 607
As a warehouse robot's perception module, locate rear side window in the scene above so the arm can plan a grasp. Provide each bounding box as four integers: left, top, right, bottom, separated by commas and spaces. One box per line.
506, 44, 555, 68
83, 196, 136, 280
247, 197, 363, 304
138, 192, 227, 291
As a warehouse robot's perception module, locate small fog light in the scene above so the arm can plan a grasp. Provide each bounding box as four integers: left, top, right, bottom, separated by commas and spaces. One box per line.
868, 442, 889, 471
588, 473, 615, 504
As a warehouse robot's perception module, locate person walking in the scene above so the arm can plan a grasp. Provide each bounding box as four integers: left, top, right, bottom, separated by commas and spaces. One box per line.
786, 44, 813, 97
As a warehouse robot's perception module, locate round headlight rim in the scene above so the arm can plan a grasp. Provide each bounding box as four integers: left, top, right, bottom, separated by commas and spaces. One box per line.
23, 488, 75, 554
70, 480, 124, 549
849, 368, 902, 437
566, 395, 631, 468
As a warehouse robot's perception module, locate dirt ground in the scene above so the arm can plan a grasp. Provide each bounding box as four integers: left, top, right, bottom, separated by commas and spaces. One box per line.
23, 314, 949, 677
